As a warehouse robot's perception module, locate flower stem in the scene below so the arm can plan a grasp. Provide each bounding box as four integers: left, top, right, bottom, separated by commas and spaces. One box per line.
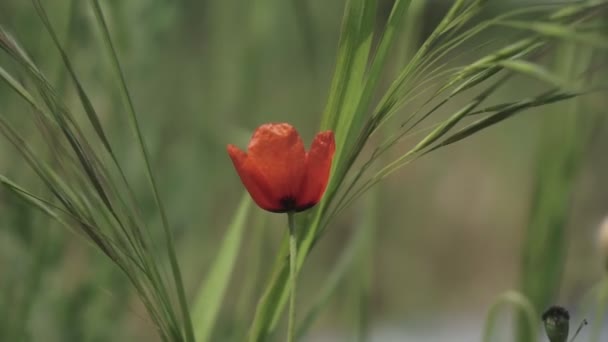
287, 211, 297, 342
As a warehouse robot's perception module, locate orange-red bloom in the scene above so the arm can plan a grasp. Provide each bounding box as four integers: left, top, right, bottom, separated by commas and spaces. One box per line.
227, 123, 335, 213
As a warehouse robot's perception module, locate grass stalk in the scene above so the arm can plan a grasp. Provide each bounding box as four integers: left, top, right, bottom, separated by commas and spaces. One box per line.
287, 211, 298, 342
234, 212, 267, 340
295, 204, 371, 339
483, 291, 538, 342
569, 319, 588, 342
518, 27, 597, 342
88, 1, 195, 341
2, 1, 607, 341
248, 3, 608, 340
191, 194, 252, 342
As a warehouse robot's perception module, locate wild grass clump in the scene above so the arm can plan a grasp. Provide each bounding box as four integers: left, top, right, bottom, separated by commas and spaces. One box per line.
1, 1, 194, 340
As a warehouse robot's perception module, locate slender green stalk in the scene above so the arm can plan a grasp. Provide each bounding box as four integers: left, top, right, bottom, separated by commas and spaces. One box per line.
483, 291, 538, 342
192, 194, 252, 342
518, 31, 596, 342
287, 211, 297, 342
570, 319, 588, 342
295, 204, 371, 339
88, 2, 194, 341
235, 212, 267, 340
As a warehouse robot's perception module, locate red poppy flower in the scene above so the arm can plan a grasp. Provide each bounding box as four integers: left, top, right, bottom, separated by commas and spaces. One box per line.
227, 123, 335, 213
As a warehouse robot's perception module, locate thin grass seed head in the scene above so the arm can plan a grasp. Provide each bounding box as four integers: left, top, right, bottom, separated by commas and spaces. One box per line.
227, 123, 335, 213
542, 306, 570, 342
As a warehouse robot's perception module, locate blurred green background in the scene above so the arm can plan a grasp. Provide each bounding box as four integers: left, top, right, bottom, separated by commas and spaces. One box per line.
0, 0, 607, 341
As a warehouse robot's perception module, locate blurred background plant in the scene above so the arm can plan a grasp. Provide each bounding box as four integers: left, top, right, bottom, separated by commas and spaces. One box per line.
0, 0, 607, 341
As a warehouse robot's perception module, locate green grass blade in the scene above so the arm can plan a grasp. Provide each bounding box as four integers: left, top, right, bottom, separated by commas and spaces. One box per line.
31, 1, 147, 257
32, 0, 114, 155
339, 0, 412, 143
192, 194, 252, 342
247, 243, 289, 342
243, 2, 607, 341
319, 0, 375, 131
483, 291, 538, 342
234, 212, 267, 341
495, 60, 567, 87
88, 1, 195, 341
0, 65, 45, 114
430, 90, 580, 151
370, 75, 509, 184
517, 39, 597, 342
295, 189, 377, 340
0, 175, 69, 226
247, 0, 378, 339
329, 0, 412, 200
496, 20, 608, 48
248, 2, 477, 338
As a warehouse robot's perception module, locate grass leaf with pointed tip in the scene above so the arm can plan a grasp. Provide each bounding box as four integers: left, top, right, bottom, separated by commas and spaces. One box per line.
192, 194, 252, 342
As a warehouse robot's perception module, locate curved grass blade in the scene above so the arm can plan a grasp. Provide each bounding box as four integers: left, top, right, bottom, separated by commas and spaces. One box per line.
482, 291, 538, 342
496, 20, 608, 49
517, 38, 598, 342
429, 89, 583, 152
192, 194, 252, 342
88, 1, 195, 340
247, 238, 290, 342
32, 0, 113, 155
296, 190, 375, 340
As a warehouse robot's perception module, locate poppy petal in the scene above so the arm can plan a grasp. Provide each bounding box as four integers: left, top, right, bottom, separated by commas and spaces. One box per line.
297, 131, 335, 210
247, 123, 307, 209
227, 144, 281, 211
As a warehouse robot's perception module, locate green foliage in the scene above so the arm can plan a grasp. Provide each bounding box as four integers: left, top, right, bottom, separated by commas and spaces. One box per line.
1, 0, 192, 339
518, 34, 601, 342
247, 1, 608, 340
483, 291, 538, 342
0, 0, 607, 341
191, 194, 252, 342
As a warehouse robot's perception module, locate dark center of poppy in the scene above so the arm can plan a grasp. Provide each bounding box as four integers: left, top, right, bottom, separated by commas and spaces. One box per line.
277, 196, 317, 213
280, 196, 297, 211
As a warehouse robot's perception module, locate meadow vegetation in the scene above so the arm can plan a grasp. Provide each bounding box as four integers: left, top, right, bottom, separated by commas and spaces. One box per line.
0, 0, 607, 341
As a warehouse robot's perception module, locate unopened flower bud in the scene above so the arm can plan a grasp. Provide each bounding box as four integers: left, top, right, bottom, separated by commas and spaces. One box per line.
542, 306, 570, 342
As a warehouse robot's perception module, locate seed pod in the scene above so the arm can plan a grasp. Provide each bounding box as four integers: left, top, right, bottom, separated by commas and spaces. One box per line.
542, 306, 570, 342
